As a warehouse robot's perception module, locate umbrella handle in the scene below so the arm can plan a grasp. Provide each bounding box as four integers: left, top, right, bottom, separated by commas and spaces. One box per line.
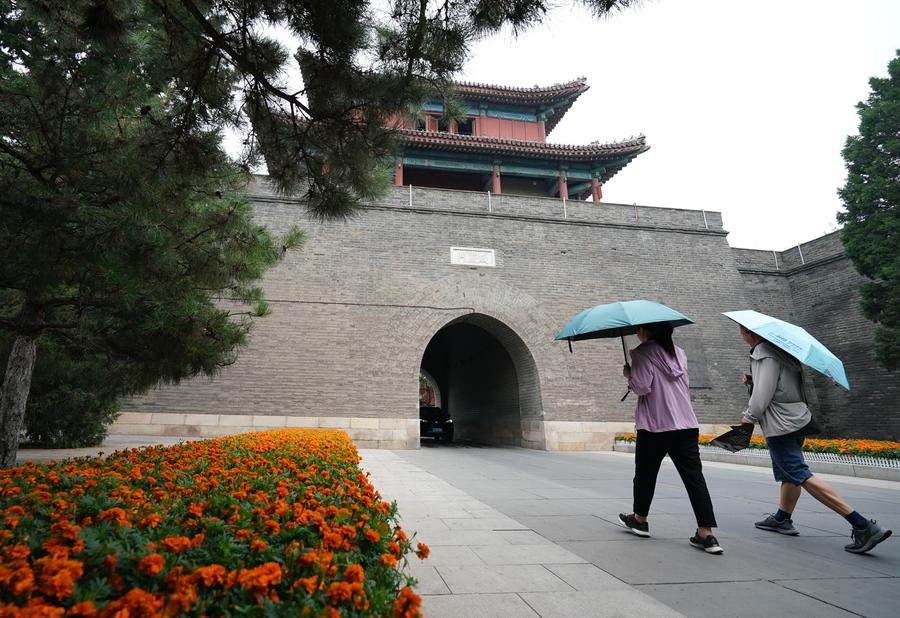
568, 338, 573, 354
620, 334, 630, 367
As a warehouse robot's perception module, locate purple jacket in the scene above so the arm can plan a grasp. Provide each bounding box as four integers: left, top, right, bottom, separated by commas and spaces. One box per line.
628, 341, 699, 433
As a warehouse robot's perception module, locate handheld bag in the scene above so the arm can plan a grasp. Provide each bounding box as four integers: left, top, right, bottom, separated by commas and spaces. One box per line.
710, 423, 754, 453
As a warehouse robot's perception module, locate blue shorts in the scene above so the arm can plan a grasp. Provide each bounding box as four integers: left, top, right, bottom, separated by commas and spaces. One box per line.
766, 433, 813, 485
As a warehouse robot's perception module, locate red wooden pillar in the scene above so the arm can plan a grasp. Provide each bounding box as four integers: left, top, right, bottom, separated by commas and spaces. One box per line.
491, 165, 501, 194
591, 176, 603, 202
394, 160, 404, 186
558, 173, 569, 200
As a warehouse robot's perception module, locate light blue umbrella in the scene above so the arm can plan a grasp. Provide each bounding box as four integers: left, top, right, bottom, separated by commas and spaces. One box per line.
556, 300, 693, 361
722, 310, 850, 390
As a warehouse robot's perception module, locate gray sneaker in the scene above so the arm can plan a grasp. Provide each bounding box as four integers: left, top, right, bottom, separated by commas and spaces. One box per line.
845, 520, 892, 554
754, 514, 799, 535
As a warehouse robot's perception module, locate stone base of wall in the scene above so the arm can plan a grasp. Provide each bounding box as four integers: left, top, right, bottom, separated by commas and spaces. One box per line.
112, 413, 736, 452
111, 412, 420, 449
524, 421, 734, 452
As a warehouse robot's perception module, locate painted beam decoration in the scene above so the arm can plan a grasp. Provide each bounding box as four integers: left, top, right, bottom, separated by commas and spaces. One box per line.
396, 78, 649, 199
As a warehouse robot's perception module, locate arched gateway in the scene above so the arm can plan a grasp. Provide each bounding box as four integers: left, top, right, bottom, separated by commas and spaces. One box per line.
111, 77, 895, 445
420, 313, 542, 447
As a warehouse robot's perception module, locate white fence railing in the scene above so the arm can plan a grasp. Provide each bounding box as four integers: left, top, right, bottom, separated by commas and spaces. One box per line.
615, 441, 900, 469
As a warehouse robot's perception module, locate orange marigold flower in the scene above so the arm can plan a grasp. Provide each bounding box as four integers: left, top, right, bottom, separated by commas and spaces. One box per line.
0, 562, 35, 596
344, 564, 365, 584
160, 536, 192, 554
139, 513, 163, 528
380, 553, 398, 568
138, 553, 166, 576
264, 519, 280, 535
415, 543, 430, 560
250, 539, 268, 552
237, 562, 282, 599
7, 597, 65, 618
294, 575, 318, 594
327, 581, 354, 603
188, 502, 204, 517
42, 537, 73, 560
364, 528, 381, 543
6, 544, 30, 559
97, 508, 130, 527
323, 531, 343, 549
393, 586, 422, 618
35, 556, 84, 600
68, 600, 97, 617
98, 587, 163, 618
194, 564, 226, 587
50, 521, 80, 541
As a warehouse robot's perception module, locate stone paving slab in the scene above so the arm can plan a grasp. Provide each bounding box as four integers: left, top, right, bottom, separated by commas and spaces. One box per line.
638, 580, 859, 617
471, 543, 588, 565
520, 590, 684, 618
420, 592, 539, 618
775, 577, 900, 618
360, 448, 684, 616
540, 563, 631, 591
397, 446, 898, 617
434, 565, 576, 594
403, 566, 451, 595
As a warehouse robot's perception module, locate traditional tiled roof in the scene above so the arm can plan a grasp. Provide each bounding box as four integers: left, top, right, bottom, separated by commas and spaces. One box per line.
401, 129, 648, 163
452, 78, 589, 133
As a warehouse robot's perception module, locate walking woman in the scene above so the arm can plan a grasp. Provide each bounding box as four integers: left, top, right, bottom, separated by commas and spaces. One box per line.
618, 321, 723, 554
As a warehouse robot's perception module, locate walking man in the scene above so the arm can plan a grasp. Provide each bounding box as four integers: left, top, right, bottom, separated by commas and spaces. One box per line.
737, 325, 892, 554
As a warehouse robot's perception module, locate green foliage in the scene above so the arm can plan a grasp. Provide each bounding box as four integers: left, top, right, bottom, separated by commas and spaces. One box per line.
0, 0, 301, 455
0, 0, 636, 456
837, 50, 900, 370
16, 336, 122, 448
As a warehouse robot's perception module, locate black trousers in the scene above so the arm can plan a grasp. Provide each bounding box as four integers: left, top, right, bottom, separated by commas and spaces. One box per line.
633, 428, 718, 528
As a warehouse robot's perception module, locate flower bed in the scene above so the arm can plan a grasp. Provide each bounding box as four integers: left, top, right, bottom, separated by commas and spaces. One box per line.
615, 433, 900, 460
0, 429, 427, 616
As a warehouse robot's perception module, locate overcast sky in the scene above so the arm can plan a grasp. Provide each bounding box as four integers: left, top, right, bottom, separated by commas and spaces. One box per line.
460, 0, 899, 250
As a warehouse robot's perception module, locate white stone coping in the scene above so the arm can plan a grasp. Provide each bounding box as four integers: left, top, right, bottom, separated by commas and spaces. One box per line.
111, 412, 421, 449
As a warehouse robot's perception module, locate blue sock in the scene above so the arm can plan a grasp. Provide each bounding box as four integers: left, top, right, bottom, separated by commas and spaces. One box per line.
845, 511, 868, 529
773, 509, 791, 522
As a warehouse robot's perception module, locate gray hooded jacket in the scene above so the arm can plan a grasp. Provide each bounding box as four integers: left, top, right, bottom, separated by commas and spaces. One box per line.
741, 341, 811, 437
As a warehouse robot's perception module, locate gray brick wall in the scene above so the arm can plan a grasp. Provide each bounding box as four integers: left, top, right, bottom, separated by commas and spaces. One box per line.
126, 180, 752, 432
124, 182, 896, 442
734, 233, 900, 440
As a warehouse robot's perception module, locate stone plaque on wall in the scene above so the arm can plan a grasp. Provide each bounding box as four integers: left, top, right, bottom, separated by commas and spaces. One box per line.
450, 246, 496, 267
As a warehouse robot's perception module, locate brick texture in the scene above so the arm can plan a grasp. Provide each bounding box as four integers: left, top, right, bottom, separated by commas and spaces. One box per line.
734, 232, 900, 440
117, 181, 896, 444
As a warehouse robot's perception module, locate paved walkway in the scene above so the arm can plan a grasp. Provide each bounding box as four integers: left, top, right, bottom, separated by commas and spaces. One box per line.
361, 449, 682, 617
17, 438, 900, 617
371, 444, 899, 618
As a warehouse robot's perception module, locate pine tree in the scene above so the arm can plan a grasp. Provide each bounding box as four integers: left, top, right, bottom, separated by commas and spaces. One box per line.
1, 0, 635, 467
0, 1, 303, 467
838, 50, 900, 370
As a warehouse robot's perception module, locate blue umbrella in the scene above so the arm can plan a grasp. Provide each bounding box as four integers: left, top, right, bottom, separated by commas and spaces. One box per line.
722, 310, 850, 390
556, 299, 693, 361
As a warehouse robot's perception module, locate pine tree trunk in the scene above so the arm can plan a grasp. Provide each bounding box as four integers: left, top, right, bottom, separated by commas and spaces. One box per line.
0, 333, 38, 469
